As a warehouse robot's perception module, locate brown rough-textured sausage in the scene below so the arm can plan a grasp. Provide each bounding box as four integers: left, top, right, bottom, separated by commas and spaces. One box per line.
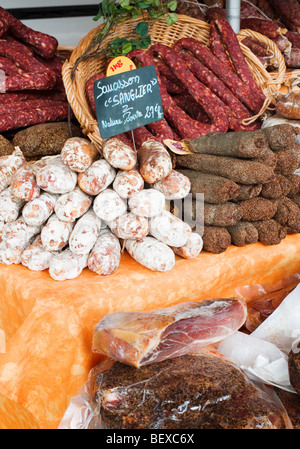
227, 221, 258, 247
239, 197, 278, 221
202, 226, 231, 253
0, 6, 58, 58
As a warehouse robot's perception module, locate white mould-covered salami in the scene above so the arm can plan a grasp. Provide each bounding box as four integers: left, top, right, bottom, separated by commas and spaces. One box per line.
36, 156, 77, 194
22, 192, 58, 227
88, 230, 121, 276
171, 232, 203, 259
0, 147, 26, 193
0, 186, 24, 222
11, 164, 40, 202
0, 243, 24, 265
54, 186, 92, 223
112, 169, 144, 199
107, 212, 149, 240
0, 220, 5, 243
128, 188, 165, 218
125, 236, 175, 272
2, 217, 40, 250
93, 188, 127, 222
61, 137, 99, 172
21, 235, 55, 271
49, 249, 88, 281
77, 159, 116, 196
149, 210, 192, 247
153, 169, 191, 199
102, 137, 137, 171
138, 140, 172, 183
41, 213, 74, 251
69, 209, 101, 255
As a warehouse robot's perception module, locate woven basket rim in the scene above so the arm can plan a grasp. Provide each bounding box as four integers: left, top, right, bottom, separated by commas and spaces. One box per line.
62, 14, 287, 149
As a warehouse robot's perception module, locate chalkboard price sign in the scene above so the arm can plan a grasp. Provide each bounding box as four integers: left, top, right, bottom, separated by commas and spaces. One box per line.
93, 65, 164, 140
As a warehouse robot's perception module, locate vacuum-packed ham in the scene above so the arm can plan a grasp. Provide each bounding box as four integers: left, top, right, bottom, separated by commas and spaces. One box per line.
92, 298, 247, 368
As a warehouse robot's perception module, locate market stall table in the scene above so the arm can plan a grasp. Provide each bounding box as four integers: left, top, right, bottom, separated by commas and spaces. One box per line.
0, 234, 300, 429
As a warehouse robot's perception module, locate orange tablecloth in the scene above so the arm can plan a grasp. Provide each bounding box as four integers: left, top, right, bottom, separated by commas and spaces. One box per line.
0, 235, 300, 429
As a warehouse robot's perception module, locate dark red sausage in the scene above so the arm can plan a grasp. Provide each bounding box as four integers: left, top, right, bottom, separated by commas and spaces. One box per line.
286, 31, 300, 49
146, 117, 176, 143
85, 72, 106, 115
148, 43, 229, 133
213, 19, 266, 114
0, 103, 69, 132
0, 90, 66, 103
172, 94, 211, 123
209, 21, 234, 73
0, 6, 58, 58
132, 126, 155, 147
0, 16, 8, 37
240, 18, 281, 38
128, 49, 227, 139
174, 37, 262, 114
0, 56, 25, 75
0, 98, 67, 115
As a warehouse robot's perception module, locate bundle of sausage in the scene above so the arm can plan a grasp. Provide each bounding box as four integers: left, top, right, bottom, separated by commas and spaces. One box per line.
175, 123, 300, 253
198, 0, 300, 70
0, 7, 70, 133
0, 135, 203, 281
85, 17, 266, 149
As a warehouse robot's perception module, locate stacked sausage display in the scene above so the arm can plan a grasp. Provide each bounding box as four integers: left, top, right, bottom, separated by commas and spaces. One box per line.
176, 123, 300, 253
0, 134, 204, 280
178, 0, 300, 70
0, 7, 70, 133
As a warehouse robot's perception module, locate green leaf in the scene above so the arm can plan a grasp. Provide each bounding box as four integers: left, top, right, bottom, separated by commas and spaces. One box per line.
122, 42, 133, 54
93, 4, 104, 21
119, 0, 130, 6
136, 21, 148, 37
167, 0, 177, 11
165, 12, 177, 25
139, 35, 151, 48
137, 1, 151, 8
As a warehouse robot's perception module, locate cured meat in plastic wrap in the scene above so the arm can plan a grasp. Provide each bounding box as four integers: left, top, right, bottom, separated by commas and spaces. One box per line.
92, 298, 247, 368
58, 350, 292, 429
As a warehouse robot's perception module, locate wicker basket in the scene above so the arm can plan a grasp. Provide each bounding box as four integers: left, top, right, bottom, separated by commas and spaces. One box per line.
62, 14, 286, 150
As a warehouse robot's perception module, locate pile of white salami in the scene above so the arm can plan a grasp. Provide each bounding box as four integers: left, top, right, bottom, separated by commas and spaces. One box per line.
0, 135, 203, 281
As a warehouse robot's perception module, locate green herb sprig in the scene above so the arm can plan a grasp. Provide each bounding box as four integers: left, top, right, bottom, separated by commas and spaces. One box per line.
71, 0, 177, 79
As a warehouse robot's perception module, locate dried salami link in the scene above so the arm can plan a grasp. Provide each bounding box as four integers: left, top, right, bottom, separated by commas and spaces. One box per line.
146, 118, 176, 143
178, 49, 260, 131
0, 90, 66, 103
209, 20, 234, 72
0, 103, 69, 132
153, 57, 184, 91
286, 31, 300, 49
132, 126, 155, 147
240, 18, 282, 38
0, 72, 57, 92
268, 0, 300, 29
0, 39, 56, 82
172, 93, 211, 123
0, 99, 67, 115
0, 56, 25, 75
0, 6, 58, 58
0, 16, 8, 37
173, 38, 261, 115
213, 19, 266, 114
148, 43, 229, 133
128, 49, 225, 139
159, 74, 185, 94
85, 72, 105, 116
